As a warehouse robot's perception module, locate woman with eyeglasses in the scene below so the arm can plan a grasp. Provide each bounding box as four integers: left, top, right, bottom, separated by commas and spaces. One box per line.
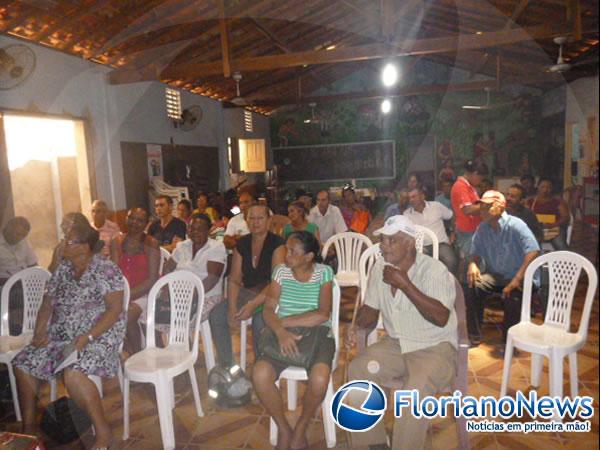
13, 215, 126, 448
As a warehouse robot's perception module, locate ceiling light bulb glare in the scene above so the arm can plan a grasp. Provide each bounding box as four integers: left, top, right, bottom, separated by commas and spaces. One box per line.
381, 99, 392, 114
382, 63, 398, 87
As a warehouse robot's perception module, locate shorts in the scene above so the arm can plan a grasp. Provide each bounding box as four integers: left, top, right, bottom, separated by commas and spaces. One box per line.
257, 334, 336, 378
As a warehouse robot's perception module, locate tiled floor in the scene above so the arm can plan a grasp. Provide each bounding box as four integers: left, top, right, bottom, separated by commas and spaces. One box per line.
1, 222, 598, 449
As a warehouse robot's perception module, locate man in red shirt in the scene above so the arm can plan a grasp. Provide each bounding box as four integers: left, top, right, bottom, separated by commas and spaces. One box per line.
451, 160, 489, 262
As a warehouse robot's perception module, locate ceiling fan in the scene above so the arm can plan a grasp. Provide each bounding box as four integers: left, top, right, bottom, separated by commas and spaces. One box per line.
547, 37, 571, 73
303, 102, 320, 124
230, 72, 248, 107
461, 87, 515, 111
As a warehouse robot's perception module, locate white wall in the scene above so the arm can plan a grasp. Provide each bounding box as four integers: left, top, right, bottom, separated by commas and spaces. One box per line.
565, 76, 599, 180
0, 35, 270, 210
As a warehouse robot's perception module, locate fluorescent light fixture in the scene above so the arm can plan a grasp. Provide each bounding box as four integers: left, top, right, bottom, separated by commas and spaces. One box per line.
325, 44, 336, 51
381, 99, 392, 114
381, 63, 399, 87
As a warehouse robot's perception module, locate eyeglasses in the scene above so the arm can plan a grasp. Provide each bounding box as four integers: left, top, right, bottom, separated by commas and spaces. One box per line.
65, 239, 86, 246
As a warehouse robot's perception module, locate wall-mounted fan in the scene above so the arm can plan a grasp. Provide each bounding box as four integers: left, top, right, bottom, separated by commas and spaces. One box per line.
0, 44, 36, 90
230, 72, 248, 107
176, 105, 202, 131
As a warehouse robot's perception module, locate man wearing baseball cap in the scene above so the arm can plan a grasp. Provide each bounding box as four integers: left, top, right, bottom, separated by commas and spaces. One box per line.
466, 190, 540, 347
346, 215, 458, 450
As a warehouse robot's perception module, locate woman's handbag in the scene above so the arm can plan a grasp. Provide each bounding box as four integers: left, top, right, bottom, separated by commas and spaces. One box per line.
258, 326, 330, 369
40, 396, 92, 445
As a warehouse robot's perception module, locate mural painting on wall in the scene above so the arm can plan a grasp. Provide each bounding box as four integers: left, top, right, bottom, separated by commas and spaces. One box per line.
270, 89, 563, 190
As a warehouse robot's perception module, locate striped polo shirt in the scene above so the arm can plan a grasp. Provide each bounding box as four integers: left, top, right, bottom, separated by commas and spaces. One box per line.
272, 263, 334, 326
364, 254, 457, 353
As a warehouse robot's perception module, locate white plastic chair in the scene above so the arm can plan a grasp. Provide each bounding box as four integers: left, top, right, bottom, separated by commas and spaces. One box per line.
50, 278, 131, 400
159, 247, 171, 275
240, 317, 252, 371
500, 251, 598, 416
269, 281, 341, 448
123, 271, 206, 450
413, 224, 440, 259
0, 267, 51, 421
321, 232, 372, 288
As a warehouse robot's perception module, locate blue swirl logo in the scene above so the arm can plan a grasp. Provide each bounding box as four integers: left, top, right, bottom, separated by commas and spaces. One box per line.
330, 380, 387, 432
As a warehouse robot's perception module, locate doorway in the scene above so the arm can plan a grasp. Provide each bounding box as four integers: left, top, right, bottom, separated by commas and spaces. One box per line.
2, 113, 92, 266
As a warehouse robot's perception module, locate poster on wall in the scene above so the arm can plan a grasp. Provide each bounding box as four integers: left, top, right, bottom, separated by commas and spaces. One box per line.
146, 144, 163, 181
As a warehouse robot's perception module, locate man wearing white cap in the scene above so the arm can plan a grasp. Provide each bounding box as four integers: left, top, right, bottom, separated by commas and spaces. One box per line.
346, 215, 457, 450
466, 190, 540, 347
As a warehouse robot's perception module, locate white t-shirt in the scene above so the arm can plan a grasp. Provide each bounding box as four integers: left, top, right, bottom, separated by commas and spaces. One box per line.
403, 201, 453, 245
171, 238, 227, 298
224, 213, 249, 237
308, 204, 347, 244
0, 235, 38, 280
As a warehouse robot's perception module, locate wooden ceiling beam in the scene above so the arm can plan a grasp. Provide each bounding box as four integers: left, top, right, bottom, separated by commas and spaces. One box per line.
566, 0, 583, 41
218, 0, 232, 78
248, 18, 293, 53
244, 79, 499, 107
151, 24, 569, 80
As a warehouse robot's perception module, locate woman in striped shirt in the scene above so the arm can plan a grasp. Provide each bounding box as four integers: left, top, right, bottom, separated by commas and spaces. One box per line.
253, 231, 334, 450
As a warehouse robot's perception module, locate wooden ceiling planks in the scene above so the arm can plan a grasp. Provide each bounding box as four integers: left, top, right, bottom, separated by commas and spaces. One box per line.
0, 0, 597, 113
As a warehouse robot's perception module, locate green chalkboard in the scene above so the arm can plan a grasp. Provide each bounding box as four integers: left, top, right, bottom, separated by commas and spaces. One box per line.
273, 140, 395, 182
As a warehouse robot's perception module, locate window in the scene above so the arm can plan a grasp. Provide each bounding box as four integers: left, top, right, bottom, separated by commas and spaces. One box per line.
165, 87, 182, 120
244, 110, 253, 132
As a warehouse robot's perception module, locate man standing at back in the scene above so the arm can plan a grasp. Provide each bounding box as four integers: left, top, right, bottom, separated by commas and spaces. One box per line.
308, 190, 347, 244
91, 200, 120, 256
148, 195, 187, 252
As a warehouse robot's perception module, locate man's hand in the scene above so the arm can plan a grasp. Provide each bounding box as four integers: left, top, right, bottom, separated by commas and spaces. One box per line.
31, 330, 49, 348
382, 265, 411, 291
467, 263, 481, 288
276, 329, 302, 357
502, 278, 522, 299
235, 302, 255, 321
72, 335, 89, 352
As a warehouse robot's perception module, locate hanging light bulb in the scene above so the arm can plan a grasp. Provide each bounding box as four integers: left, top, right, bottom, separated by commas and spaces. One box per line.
381, 63, 399, 87
381, 98, 392, 114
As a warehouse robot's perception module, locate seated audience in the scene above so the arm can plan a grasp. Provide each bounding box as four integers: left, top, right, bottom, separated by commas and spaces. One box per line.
110, 208, 160, 354
177, 199, 193, 225
283, 201, 320, 242
48, 212, 91, 273
222, 204, 286, 368
435, 179, 453, 210
308, 189, 347, 244
253, 231, 334, 450
451, 160, 488, 262
346, 215, 457, 450
14, 216, 125, 448
91, 200, 120, 256
193, 192, 219, 223
404, 187, 458, 274
465, 191, 539, 346
340, 185, 371, 233
407, 172, 422, 191
223, 192, 254, 250
526, 178, 570, 250
148, 195, 187, 252
164, 214, 227, 362
506, 184, 543, 242
384, 188, 410, 220
297, 191, 313, 212
520, 174, 537, 199
0, 217, 37, 284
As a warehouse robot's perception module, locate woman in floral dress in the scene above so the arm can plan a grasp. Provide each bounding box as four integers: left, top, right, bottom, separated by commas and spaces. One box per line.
13, 216, 125, 449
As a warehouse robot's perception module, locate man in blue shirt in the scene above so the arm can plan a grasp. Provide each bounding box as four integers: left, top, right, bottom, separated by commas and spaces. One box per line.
384, 188, 410, 220
466, 190, 540, 346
